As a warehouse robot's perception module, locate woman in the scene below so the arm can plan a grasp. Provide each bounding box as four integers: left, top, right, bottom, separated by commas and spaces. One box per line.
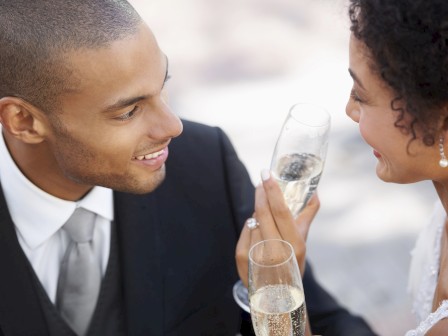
346, 0, 448, 334
238, 0, 448, 333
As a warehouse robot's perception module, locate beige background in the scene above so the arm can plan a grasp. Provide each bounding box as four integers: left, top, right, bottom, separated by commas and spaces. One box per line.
129, 1, 436, 334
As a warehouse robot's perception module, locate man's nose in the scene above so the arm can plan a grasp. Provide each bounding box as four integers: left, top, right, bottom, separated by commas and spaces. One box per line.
145, 101, 183, 140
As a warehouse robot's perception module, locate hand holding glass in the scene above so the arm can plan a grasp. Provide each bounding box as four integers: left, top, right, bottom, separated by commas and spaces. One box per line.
249, 239, 306, 336
233, 103, 331, 312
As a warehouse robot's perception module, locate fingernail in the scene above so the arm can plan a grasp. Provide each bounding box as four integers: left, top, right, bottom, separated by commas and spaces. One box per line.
261, 169, 270, 181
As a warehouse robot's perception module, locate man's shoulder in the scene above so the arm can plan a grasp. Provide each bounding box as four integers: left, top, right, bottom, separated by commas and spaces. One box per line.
167, 119, 236, 175
171, 119, 224, 150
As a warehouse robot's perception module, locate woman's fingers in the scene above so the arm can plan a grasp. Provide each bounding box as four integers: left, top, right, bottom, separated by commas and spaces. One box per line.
260, 169, 296, 241
236, 185, 278, 289
236, 215, 263, 288
237, 169, 321, 285
260, 169, 320, 273
249, 218, 263, 249
255, 183, 282, 241
235, 222, 251, 287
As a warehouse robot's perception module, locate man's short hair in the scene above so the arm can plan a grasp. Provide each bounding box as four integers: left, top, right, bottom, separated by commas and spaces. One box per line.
0, 0, 141, 113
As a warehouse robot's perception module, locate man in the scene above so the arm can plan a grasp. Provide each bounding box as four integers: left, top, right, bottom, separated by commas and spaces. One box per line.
0, 1, 375, 335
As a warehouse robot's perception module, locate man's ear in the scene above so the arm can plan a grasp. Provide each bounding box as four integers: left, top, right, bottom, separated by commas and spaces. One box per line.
0, 97, 47, 144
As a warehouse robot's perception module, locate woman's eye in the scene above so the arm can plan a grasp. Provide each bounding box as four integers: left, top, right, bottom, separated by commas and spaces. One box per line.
162, 74, 171, 90
115, 106, 139, 121
350, 88, 363, 103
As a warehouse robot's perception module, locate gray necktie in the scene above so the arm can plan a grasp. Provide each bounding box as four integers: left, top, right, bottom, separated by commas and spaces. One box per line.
56, 207, 101, 336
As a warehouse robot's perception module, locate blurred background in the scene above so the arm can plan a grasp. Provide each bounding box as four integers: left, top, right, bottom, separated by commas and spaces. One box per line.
130, 0, 436, 334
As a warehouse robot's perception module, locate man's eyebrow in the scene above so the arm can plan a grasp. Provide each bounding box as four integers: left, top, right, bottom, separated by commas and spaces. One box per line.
348, 68, 365, 90
103, 95, 149, 113
103, 55, 170, 113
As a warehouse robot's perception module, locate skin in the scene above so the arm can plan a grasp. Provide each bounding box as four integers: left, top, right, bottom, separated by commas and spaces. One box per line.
346, 34, 448, 333
0, 23, 183, 201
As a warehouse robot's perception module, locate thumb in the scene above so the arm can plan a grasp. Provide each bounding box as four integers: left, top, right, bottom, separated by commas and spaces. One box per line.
295, 192, 320, 241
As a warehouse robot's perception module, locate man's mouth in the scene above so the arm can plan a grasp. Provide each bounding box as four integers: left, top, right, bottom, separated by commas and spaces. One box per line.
132, 149, 165, 161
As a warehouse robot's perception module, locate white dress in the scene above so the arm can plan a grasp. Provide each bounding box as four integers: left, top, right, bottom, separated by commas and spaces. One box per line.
406, 201, 448, 335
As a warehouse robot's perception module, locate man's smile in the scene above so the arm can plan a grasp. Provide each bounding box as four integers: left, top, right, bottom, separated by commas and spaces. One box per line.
132, 148, 166, 161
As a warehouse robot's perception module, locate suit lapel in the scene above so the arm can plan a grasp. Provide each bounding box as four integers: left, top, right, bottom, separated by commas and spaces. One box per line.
114, 191, 164, 335
0, 185, 49, 335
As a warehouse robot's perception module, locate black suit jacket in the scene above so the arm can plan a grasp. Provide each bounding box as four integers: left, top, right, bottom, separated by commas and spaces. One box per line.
0, 120, 376, 335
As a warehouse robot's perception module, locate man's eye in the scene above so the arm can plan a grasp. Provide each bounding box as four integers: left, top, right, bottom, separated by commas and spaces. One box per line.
115, 106, 139, 121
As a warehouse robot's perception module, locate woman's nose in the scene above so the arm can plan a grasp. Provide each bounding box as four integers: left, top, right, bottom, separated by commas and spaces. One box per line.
346, 100, 360, 123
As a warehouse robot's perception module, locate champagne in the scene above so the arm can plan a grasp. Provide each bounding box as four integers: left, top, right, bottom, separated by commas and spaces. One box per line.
272, 153, 323, 216
250, 284, 306, 336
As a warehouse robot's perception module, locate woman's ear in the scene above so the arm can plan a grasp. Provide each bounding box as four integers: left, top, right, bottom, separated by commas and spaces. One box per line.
442, 115, 448, 132
0, 97, 47, 144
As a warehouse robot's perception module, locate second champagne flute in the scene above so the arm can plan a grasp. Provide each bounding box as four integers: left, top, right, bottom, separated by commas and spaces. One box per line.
249, 239, 306, 336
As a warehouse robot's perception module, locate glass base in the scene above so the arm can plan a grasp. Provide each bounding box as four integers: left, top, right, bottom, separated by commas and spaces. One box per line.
232, 280, 250, 313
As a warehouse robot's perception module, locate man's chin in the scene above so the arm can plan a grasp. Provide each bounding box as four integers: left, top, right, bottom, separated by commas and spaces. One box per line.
128, 170, 166, 194
95, 169, 166, 195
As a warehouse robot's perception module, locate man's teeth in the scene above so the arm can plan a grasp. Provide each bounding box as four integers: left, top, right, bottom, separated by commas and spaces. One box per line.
134, 149, 164, 160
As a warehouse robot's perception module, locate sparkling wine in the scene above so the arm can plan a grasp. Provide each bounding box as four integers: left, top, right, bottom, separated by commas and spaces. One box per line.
250, 284, 306, 336
272, 153, 323, 216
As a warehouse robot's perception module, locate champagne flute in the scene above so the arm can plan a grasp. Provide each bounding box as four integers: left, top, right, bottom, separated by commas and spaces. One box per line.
249, 239, 306, 336
271, 103, 330, 218
233, 103, 330, 312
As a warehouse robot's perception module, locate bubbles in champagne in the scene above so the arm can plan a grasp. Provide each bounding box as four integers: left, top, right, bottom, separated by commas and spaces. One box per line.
272, 153, 323, 217
250, 284, 306, 336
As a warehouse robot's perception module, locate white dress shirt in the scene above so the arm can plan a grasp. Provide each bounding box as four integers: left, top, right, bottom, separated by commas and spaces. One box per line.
0, 131, 113, 303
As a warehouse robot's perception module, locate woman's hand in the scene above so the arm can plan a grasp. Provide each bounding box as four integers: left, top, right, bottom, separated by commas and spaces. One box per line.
235, 169, 320, 288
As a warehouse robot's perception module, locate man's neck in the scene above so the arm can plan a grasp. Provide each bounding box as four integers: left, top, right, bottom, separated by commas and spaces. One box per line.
3, 131, 93, 201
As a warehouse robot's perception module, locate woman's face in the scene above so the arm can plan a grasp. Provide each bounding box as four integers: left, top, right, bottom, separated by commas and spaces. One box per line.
346, 34, 442, 184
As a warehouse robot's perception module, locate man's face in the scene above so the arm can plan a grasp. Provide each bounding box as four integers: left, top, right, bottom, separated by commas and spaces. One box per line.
44, 23, 183, 194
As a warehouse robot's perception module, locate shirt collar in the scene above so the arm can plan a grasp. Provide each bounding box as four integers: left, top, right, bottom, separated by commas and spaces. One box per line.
0, 130, 114, 250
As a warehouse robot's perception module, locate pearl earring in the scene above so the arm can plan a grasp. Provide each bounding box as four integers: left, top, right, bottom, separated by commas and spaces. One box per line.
439, 136, 448, 168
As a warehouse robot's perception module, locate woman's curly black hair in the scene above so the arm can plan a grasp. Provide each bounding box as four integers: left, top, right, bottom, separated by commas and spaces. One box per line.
349, 0, 448, 146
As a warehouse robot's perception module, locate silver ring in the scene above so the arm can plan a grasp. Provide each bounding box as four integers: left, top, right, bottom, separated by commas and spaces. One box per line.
246, 218, 259, 230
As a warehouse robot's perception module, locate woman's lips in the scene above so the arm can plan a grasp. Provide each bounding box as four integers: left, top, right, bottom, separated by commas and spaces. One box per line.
373, 149, 381, 158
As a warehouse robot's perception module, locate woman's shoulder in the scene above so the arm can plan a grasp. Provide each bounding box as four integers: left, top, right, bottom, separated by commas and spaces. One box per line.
408, 200, 446, 322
